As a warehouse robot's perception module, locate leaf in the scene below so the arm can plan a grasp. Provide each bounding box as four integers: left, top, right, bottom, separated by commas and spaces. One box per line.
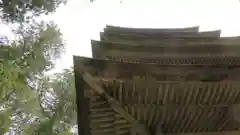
0, 109, 12, 134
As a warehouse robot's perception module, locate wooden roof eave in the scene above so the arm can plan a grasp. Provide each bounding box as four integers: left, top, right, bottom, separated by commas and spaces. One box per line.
100, 31, 221, 40
105, 25, 200, 33
91, 40, 240, 57
92, 40, 240, 49
73, 56, 240, 81
73, 56, 240, 133
102, 30, 221, 38
100, 33, 240, 45
201, 30, 221, 37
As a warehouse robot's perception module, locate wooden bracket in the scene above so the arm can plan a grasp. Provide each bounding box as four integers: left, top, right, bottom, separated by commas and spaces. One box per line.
82, 72, 151, 135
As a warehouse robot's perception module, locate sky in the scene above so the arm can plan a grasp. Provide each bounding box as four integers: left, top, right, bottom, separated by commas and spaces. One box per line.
1, 0, 240, 74
50, 0, 240, 73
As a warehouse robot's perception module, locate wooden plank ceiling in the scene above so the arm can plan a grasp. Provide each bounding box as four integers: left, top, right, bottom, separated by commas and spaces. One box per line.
74, 25, 240, 135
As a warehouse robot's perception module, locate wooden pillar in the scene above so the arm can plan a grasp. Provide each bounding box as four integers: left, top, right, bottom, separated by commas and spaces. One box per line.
74, 69, 91, 135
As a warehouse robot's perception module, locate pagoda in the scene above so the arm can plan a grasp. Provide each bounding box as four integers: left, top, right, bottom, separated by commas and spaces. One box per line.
73, 25, 240, 135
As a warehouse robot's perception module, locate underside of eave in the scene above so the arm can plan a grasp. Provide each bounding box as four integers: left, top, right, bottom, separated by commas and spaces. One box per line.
74, 56, 240, 135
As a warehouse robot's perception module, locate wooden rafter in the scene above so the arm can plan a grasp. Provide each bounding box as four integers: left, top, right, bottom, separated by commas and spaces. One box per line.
74, 56, 240, 134
168, 130, 240, 135
82, 72, 151, 135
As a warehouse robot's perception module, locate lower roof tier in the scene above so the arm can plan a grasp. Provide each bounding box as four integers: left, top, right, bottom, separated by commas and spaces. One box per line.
74, 56, 240, 105
73, 56, 240, 134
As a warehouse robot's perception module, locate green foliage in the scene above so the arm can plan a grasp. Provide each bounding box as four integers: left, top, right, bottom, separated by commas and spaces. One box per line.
33, 68, 77, 135
16, 68, 76, 135
0, 0, 67, 22
0, 0, 87, 133
0, 0, 103, 22
0, 19, 70, 134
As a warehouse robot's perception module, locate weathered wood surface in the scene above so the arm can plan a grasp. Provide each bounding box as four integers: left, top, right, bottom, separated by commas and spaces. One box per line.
74, 56, 240, 104
105, 55, 240, 66
76, 55, 240, 81
105, 25, 200, 33
168, 131, 240, 135
75, 25, 240, 135
92, 40, 240, 50
100, 33, 240, 45
74, 56, 240, 134
82, 72, 151, 135
102, 30, 221, 39
89, 46, 240, 67
73, 67, 91, 135
91, 40, 240, 58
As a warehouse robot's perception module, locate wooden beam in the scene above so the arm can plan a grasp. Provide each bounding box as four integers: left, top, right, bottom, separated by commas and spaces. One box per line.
167, 131, 240, 135
82, 72, 151, 135
74, 68, 91, 135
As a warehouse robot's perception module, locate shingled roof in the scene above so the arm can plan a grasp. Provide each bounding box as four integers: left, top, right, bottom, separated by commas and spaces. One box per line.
73, 25, 240, 135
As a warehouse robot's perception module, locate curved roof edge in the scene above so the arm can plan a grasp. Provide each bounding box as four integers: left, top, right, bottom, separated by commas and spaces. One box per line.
105, 25, 199, 33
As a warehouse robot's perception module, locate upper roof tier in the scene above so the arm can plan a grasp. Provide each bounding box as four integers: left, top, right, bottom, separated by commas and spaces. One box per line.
100, 25, 233, 46
104, 25, 221, 38
100, 31, 225, 44
105, 25, 200, 33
